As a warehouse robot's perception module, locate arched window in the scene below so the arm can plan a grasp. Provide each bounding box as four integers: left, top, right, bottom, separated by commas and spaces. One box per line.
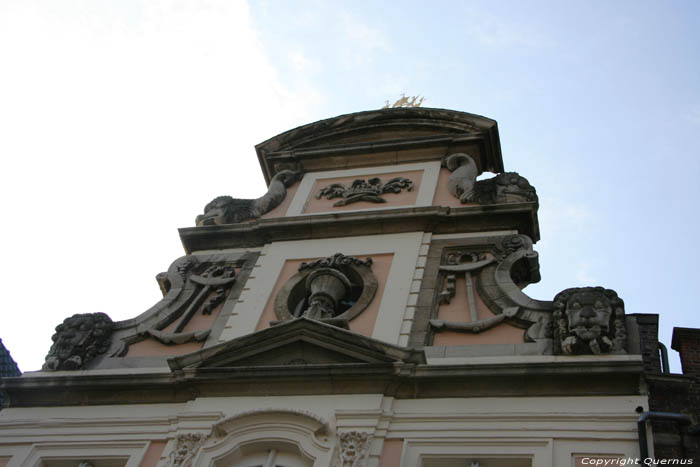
190, 410, 333, 467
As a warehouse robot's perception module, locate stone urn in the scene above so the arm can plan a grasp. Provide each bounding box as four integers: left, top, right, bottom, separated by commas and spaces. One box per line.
304, 268, 352, 319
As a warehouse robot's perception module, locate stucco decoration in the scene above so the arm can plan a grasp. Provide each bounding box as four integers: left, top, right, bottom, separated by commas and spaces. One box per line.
113, 258, 240, 356
429, 234, 554, 351
169, 432, 207, 467
444, 152, 537, 205
195, 169, 299, 226
552, 287, 627, 355
334, 431, 372, 467
445, 153, 479, 203
169, 409, 333, 467
473, 171, 538, 204
42, 312, 113, 371
316, 177, 413, 206
274, 253, 378, 328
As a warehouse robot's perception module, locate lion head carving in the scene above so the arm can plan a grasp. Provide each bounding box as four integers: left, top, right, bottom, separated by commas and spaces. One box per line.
43, 312, 114, 370
552, 287, 626, 355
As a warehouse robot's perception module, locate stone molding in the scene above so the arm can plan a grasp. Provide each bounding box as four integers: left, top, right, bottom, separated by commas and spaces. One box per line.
273, 253, 378, 325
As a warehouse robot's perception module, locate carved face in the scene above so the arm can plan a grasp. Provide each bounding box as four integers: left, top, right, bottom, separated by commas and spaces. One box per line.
44, 313, 113, 370
564, 291, 612, 341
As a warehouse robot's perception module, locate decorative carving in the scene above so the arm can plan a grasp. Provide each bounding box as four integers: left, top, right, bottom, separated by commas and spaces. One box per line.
78, 462, 94, 467
300, 253, 373, 271
195, 169, 299, 226
473, 172, 537, 204
43, 312, 113, 371
382, 94, 425, 108
274, 253, 378, 327
443, 152, 537, 205
552, 287, 626, 355
304, 268, 353, 319
432, 306, 518, 333
169, 432, 207, 467
445, 153, 478, 203
430, 249, 509, 334
211, 408, 329, 438
336, 431, 372, 467
114, 261, 238, 356
316, 177, 413, 207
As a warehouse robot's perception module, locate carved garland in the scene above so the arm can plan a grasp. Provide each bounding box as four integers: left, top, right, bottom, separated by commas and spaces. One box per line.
316, 177, 413, 207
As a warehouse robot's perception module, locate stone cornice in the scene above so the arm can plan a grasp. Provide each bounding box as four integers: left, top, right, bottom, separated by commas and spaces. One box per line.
1, 358, 643, 407
179, 203, 539, 253
255, 108, 503, 183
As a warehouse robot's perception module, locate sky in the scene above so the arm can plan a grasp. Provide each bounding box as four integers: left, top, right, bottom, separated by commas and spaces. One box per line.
1, 0, 699, 372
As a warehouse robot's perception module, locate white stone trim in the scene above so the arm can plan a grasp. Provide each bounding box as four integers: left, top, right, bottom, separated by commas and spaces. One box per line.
286, 162, 442, 216
191, 410, 333, 467
431, 230, 517, 240
15, 440, 149, 467
424, 354, 643, 365
401, 437, 553, 467
219, 232, 423, 346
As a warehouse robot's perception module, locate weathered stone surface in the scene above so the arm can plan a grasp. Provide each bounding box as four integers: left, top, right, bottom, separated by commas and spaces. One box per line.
195, 169, 298, 226
552, 287, 627, 355
316, 176, 413, 207
43, 312, 114, 371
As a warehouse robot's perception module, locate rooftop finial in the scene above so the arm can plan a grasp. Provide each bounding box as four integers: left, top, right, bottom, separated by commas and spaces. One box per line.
382, 94, 425, 109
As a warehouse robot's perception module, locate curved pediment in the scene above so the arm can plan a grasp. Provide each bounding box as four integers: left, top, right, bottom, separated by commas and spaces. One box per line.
256, 108, 503, 183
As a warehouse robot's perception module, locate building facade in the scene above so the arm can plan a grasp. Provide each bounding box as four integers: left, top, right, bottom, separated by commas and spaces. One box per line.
0, 108, 696, 466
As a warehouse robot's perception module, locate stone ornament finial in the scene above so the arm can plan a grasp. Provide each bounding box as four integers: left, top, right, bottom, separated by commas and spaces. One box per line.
195, 169, 299, 226
552, 286, 627, 355
43, 312, 114, 371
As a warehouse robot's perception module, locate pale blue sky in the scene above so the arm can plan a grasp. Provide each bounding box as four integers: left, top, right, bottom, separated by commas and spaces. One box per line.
1, 1, 698, 371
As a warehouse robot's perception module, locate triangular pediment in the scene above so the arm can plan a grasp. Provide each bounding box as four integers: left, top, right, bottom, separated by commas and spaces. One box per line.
167, 318, 425, 371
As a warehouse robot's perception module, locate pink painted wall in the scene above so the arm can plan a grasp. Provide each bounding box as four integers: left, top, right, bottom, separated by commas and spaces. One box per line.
378, 439, 403, 467
433, 275, 524, 346
256, 254, 394, 337
139, 441, 167, 467
126, 284, 233, 357
260, 182, 299, 219
432, 167, 479, 208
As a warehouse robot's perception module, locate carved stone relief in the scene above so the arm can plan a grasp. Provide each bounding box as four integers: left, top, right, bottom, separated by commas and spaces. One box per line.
316, 177, 413, 206
274, 253, 378, 328
443, 153, 538, 205
195, 169, 299, 226
334, 431, 372, 467
42, 312, 114, 371
427, 234, 553, 351
552, 286, 627, 355
165, 410, 331, 467
169, 432, 207, 467
114, 259, 239, 356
